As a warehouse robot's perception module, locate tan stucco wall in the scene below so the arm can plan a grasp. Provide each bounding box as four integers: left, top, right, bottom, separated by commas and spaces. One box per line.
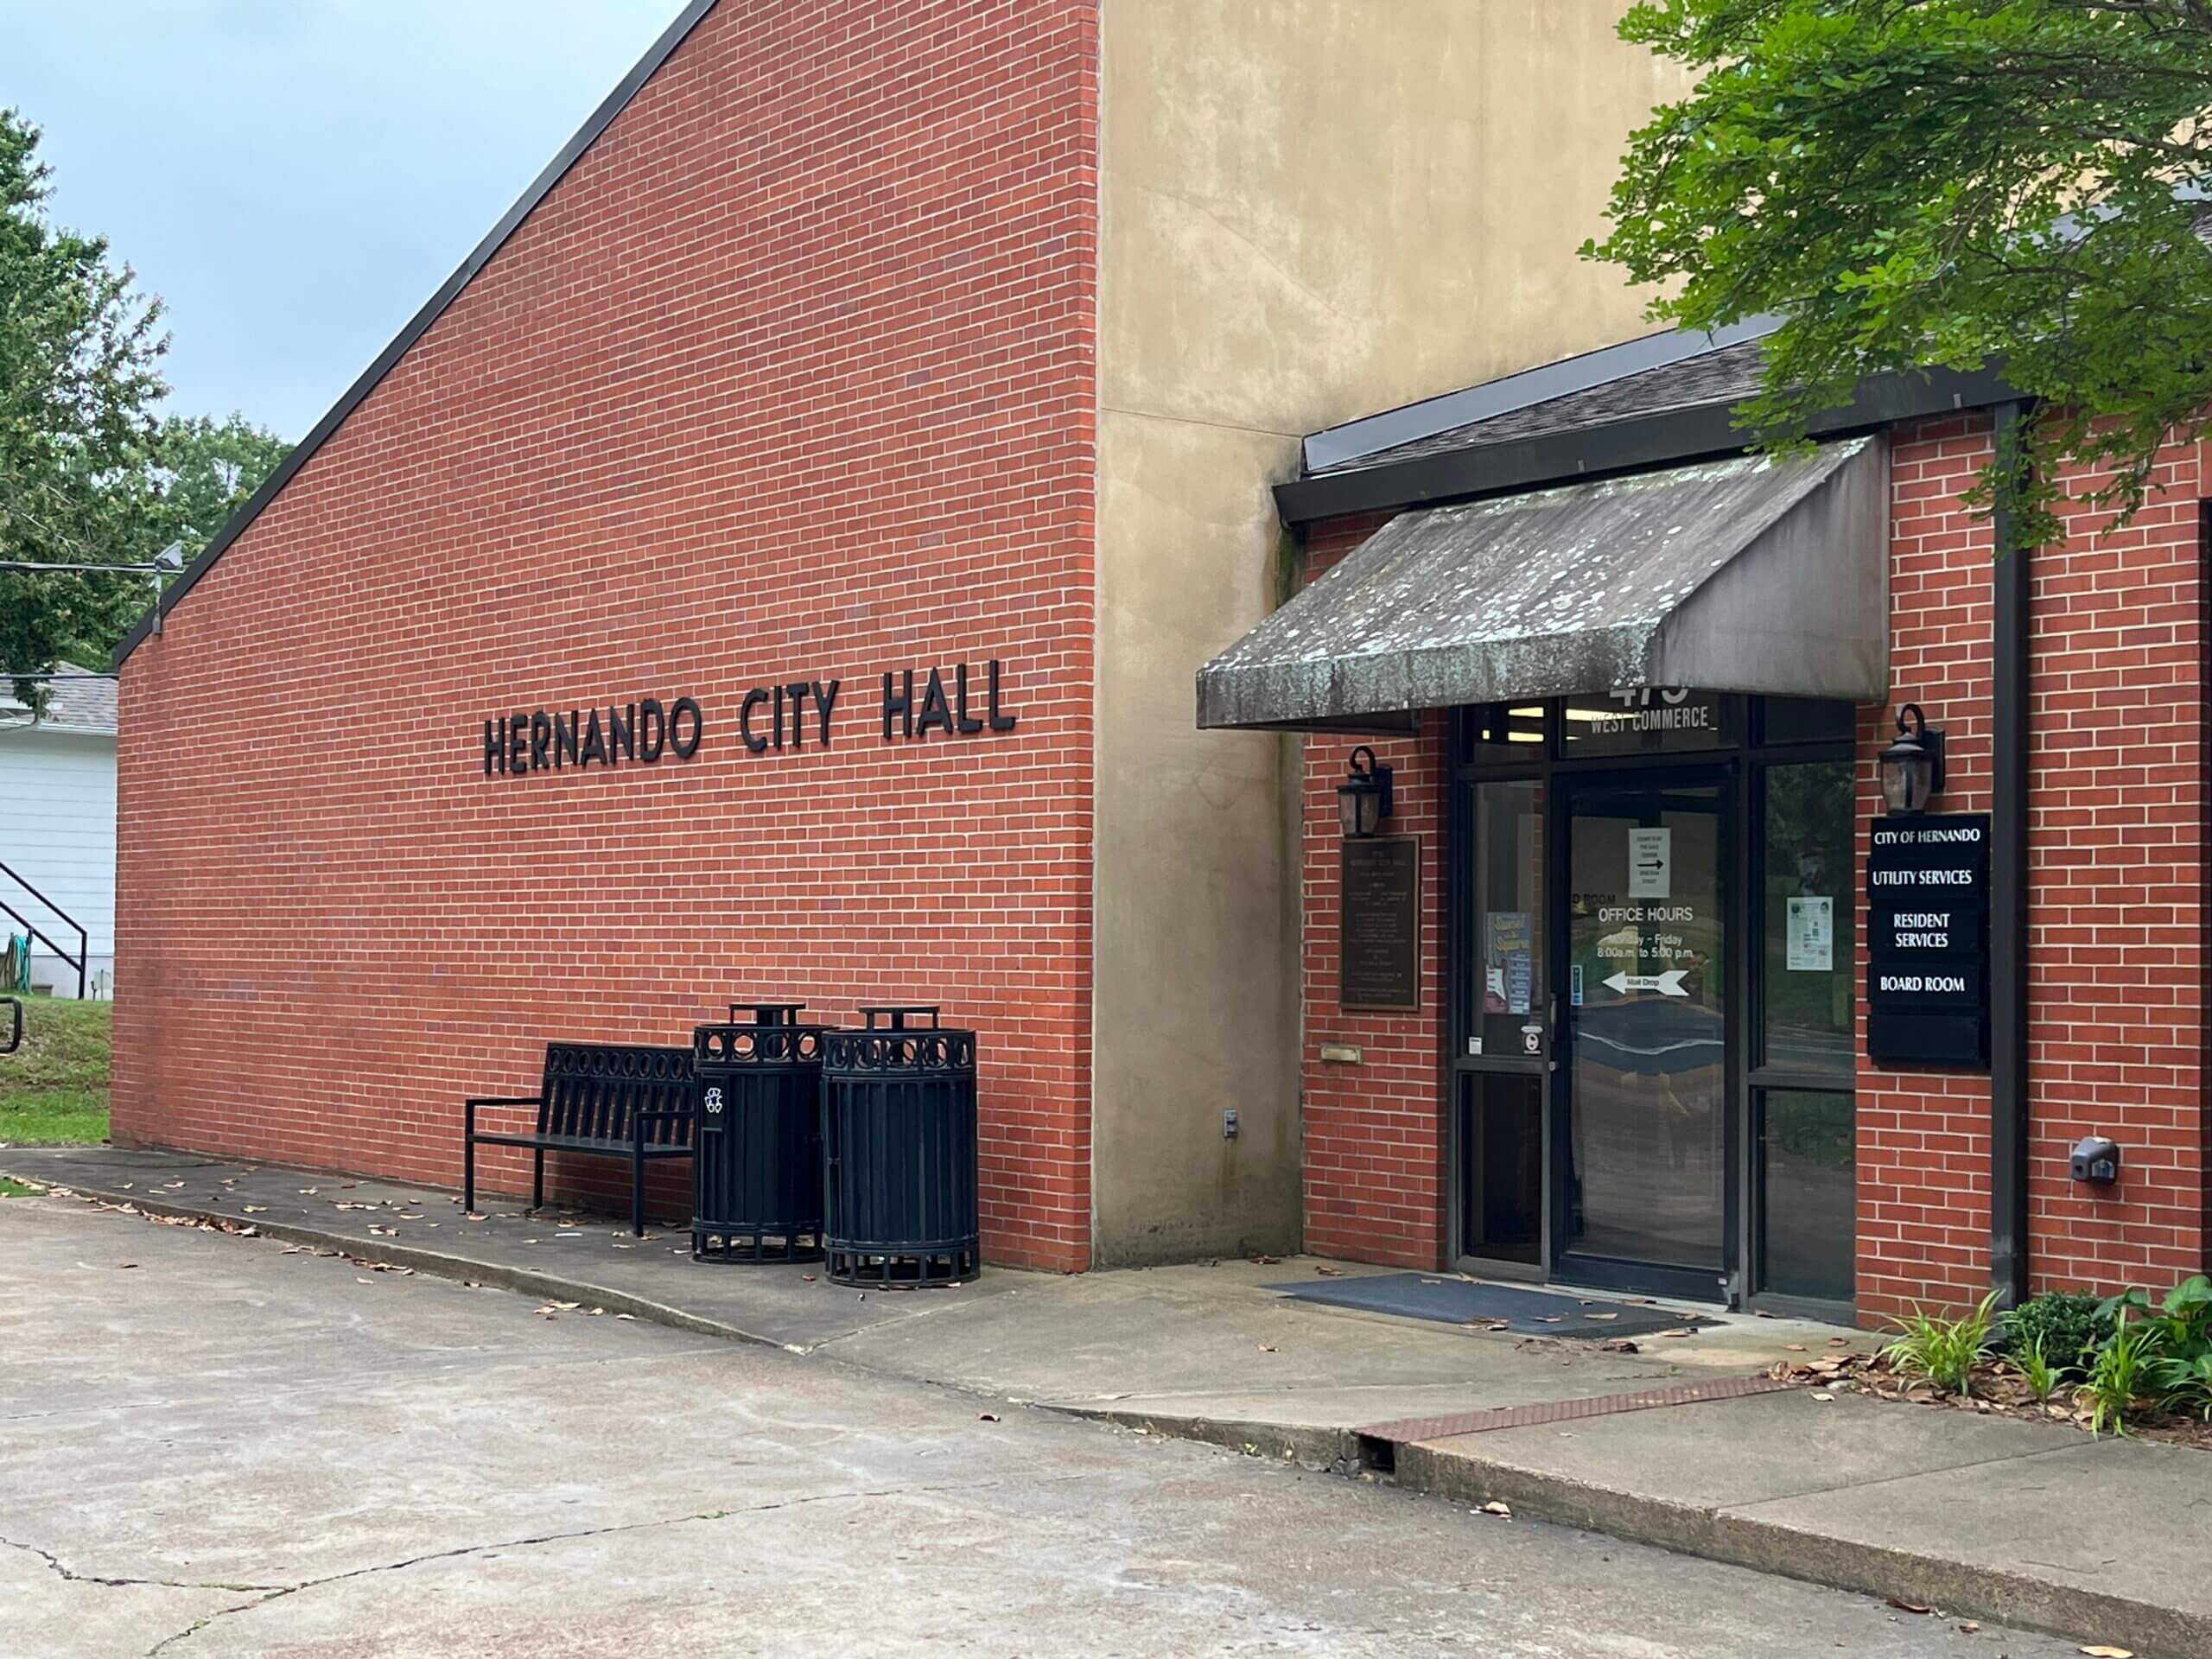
1090, 0, 1690, 1263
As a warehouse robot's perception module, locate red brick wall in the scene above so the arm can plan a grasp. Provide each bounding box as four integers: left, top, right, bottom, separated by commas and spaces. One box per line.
112, 0, 1103, 1271
1854, 417, 2001, 1318
1296, 513, 1450, 1268
2024, 439, 2206, 1297
1858, 417, 2210, 1319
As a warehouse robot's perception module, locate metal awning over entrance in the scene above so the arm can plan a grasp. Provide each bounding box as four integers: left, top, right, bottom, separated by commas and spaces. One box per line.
1197, 436, 1889, 730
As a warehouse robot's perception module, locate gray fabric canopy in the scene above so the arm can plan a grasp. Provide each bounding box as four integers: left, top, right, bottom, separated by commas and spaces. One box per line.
1197, 436, 1889, 730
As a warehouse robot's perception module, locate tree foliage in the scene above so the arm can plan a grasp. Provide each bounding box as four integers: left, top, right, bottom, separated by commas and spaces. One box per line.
0, 110, 288, 713
1587, 0, 2212, 546
0, 108, 167, 709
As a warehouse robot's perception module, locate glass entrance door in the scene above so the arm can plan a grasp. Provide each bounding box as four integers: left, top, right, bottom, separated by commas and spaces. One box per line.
1559, 773, 1729, 1297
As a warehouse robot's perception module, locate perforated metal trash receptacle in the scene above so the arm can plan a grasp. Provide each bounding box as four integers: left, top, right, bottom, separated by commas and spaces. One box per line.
690, 1002, 825, 1264
822, 1006, 979, 1287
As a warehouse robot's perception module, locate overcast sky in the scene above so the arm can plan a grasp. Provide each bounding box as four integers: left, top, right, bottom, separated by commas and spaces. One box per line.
4, 1, 685, 440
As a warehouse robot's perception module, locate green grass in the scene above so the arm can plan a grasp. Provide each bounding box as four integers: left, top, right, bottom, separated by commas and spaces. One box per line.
0, 1178, 37, 1197
0, 996, 110, 1146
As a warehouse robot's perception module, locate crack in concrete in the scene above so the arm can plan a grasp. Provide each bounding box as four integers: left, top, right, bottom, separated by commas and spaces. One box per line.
138, 1476, 1012, 1656
0, 1533, 280, 1595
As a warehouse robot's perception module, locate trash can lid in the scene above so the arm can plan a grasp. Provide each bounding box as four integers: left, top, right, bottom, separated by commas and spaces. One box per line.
728, 1001, 806, 1026
859, 1004, 941, 1030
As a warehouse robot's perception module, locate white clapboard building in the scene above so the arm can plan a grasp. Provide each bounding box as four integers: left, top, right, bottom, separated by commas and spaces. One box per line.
0, 666, 116, 998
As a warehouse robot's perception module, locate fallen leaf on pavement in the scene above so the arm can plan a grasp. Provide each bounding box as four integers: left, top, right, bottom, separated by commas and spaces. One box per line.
1599, 1338, 1639, 1354
1314, 1266, 1345, 1276
1885, 1598, 1932, 1615
1656, 1328, 1698, 1338
1479, 1502, 1511, 1517
1956, 1623, 1978, 1633
1583, 1312, 1618, 1321
1258, 1344, 1275, 1353
615, 1313, 637, 1320
1784, 1343, 1806, 1352
979, 1412, 1001, 1422
1810, 1392, 1834, 1402
2081, 1648, 2135, 1657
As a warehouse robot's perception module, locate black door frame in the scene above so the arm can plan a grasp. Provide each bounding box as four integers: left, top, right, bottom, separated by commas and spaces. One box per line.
1445, 697, 1859, 1314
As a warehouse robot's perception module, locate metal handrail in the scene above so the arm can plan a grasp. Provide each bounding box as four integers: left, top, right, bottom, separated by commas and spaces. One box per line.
0, 860, 86, 1000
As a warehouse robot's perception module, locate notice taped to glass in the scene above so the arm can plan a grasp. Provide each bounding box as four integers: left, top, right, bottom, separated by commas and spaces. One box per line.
1866, 812, 1991, 1068
1341, 836, 1421, 1010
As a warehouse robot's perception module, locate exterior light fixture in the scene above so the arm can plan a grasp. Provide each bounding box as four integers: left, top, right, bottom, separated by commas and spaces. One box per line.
1337, 745, 1395, 838
1878, 702, 1946, 815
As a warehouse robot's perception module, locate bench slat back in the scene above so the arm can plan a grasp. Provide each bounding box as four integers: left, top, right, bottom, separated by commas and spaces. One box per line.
538, 1044, 694, 1147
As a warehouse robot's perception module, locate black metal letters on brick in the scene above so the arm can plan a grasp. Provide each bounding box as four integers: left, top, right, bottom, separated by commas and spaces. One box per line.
1866, 812, 1992, 1069
483, 696, 703, 777
479, 662, 1019, 776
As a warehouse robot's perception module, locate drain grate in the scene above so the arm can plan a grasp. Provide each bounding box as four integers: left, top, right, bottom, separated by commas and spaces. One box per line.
1357, 1374, 1795, 1446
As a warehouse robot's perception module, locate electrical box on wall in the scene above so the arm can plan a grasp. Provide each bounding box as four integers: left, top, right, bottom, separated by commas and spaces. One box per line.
2069, 1135, 2120, 1186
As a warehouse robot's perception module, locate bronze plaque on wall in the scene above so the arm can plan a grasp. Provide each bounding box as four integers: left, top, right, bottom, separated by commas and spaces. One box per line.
1340, 836, 1421, 1010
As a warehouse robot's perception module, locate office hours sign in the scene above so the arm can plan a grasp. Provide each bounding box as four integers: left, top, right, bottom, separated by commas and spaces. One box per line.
1866, 813, 1991, 1069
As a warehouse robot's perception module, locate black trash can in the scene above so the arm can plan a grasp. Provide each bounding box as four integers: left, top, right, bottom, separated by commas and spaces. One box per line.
690, 1001, 825, 1263
822, 1006, 979, 1287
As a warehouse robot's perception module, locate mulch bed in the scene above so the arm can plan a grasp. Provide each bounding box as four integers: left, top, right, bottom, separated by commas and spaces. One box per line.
1769, 1349, 2212, 1449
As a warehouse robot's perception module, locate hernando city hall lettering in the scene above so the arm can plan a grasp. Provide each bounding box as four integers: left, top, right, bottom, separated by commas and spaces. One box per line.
479, 661, 1019, 776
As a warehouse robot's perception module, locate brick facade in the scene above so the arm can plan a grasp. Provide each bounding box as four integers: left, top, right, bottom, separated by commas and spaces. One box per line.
1853, 417, 2000, 1316
113, 0, 1103, 1271
1297, 514, 1448, 1268
1299, 423, 2212, 1316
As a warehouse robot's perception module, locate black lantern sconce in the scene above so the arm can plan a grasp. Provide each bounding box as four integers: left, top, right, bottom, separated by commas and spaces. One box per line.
1338, 746, 1395, 839
1878, 702, 1948, 816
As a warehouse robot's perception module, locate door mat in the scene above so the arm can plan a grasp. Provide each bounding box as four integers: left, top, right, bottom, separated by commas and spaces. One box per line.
1264, 1273, 1716, 1339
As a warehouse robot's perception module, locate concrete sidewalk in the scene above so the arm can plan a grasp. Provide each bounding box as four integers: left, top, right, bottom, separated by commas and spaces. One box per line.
10, 1144, 2205, 1657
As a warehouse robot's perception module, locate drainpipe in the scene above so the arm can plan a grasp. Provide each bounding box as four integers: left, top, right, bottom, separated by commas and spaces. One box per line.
1989, 399, 2033, 1306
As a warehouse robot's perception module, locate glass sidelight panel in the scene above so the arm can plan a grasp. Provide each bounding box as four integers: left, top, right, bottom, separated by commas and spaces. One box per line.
1470, 780, 1544, 1058
1565, 783, 1725, 1272
1758, 1090, 1855, 1301
1459, 1071, 1542, 1263
1763, 761, 1855, 1077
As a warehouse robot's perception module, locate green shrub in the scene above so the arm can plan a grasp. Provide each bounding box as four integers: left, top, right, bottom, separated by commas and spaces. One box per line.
1880, 1290, 2000, 1397
2003, 1291, 2103, 1377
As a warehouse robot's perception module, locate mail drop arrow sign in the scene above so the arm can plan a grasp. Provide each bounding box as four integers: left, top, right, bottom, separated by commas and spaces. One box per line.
1603, 969, 1688, 997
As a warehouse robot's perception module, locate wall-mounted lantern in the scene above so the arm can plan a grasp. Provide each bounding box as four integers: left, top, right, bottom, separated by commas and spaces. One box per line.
1878, 702, 1947, 815
1337, 746, 1395, 838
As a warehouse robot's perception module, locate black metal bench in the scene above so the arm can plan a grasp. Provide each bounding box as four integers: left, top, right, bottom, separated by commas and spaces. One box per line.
463, 1042, 695, 1235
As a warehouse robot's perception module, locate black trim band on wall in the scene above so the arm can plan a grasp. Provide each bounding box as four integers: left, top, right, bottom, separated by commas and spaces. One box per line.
1274, 365, 2017, 527
111, 0, 727, 671
1989, 399, 2033, 1306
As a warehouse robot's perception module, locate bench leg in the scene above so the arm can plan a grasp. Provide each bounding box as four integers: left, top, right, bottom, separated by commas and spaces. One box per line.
463, 1137, 475, 1215
532, 1148, 544, 1212
632, 1145, 646, 1238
